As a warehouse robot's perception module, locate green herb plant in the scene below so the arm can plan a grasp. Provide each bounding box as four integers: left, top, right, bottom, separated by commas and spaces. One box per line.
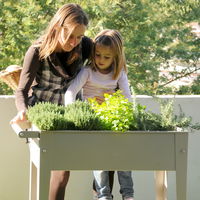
88, 90, 135, 132
131, 100, 193, 131
27, 91, 199, 132
89, 91, 197, 132
27, 102, 68, 130
27, 101, 102, 131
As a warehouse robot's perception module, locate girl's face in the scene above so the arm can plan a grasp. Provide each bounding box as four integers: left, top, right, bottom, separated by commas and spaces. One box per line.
95, 43, 114, 74
58, 24, 86, 52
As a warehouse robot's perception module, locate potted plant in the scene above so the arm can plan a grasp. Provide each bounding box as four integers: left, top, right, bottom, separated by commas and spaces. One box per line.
13, 91, 198, 200
26, 90, 195, 132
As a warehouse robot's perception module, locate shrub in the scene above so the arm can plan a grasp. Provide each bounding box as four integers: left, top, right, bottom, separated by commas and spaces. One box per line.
27, 101, 102, 131
64, 100, 102, 130
130, 100, 192, 131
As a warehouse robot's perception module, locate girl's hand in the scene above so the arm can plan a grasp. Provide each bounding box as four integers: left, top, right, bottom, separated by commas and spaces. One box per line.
10, 110, 27, 124
94, 90, 115, 104
103, 89, 115, 95
94, 96, 105, 104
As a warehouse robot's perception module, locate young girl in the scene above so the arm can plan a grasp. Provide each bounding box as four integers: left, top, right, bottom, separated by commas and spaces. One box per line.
64, 29, 134, 200
10, 3, 92, 200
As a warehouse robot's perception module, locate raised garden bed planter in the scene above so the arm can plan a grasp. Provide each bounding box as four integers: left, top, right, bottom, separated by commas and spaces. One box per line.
11, 122, 188, 200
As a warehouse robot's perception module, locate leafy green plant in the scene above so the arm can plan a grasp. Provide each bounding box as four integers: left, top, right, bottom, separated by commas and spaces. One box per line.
88, 90, 134, 132
89, 91, 196, 132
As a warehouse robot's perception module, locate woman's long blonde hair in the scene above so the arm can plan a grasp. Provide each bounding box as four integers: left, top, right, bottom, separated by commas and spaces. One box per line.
36, 3, 88, 61
90, 29, 127, 80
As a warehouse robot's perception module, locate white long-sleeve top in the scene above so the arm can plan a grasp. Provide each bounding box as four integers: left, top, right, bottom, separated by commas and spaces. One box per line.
65, 66, 132, 105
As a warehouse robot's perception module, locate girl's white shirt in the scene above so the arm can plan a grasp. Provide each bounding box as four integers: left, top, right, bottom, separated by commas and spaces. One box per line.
64, 66, 132, 105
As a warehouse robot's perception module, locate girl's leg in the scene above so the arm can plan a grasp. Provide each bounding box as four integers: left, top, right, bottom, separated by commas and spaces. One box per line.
93, 171, 115, 194
93, 170, 113, 200
117, 171, 134, 200
49, 170, 70, 200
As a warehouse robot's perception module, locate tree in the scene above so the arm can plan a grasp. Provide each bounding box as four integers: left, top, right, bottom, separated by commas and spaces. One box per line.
0, 0, 200, 95
0, 0, 64, 94
84, 0, 200, 95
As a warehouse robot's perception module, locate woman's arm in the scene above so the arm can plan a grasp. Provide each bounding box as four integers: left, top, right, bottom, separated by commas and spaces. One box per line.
11, 46, 41, 124
15, 46, 41, 111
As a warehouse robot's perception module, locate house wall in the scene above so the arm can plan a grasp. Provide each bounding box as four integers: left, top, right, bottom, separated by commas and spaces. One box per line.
0, 95, 200, 200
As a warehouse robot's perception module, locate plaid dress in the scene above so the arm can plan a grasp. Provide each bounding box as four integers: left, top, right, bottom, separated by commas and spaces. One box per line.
28, 53, 83, 106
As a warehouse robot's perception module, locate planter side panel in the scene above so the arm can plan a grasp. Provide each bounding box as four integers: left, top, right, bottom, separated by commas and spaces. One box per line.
39, 132, 177, 170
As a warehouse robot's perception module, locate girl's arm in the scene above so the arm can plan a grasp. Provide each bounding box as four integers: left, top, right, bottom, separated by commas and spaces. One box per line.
64, 67, 89, 105
117, 71, 132, 101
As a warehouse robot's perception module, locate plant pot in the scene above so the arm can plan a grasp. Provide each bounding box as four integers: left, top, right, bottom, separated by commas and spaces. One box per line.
12, 123, 188, 200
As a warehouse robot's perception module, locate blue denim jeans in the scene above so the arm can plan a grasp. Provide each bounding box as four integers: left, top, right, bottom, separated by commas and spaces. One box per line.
93, 171, 134, 200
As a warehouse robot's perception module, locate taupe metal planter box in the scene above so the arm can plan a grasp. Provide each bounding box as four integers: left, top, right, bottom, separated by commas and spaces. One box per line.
12, 123, 188, 200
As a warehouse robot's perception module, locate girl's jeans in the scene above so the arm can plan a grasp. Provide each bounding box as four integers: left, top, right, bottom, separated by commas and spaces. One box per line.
93, 171, 134, 200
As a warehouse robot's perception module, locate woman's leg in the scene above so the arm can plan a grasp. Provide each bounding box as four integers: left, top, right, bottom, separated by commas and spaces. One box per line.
108, 171, 115, 193
49, 170, 70, 200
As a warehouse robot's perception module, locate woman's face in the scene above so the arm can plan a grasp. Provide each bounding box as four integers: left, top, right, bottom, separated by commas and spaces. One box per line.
58, 24, 86, 52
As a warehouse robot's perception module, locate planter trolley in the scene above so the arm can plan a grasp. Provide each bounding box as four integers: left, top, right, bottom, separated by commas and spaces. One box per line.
12, 123, 188, 200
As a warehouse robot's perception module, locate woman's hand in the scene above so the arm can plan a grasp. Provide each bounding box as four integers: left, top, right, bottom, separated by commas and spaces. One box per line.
10, 110, 27, 124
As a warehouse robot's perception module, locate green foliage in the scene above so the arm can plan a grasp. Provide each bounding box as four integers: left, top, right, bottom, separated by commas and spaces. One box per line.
27, 102, 70, 130
89, 91, 194, 131
84, 0, 200, 95
64, 100, 102, 130
0, 82, 13, 95
130, 103, 165, 131
27, 101, 102, 131
134, 97, 193, 131
88, 91, 134, 132
128, 98, 192, 131
177, 76, 200, 94
1, 0, 200, 95
0, 0, 82, 94
26, 91, 198, 132
0, 0, 85, 72
159, 100, 192, 130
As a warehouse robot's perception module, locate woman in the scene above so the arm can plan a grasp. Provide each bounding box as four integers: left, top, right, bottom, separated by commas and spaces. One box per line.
10, 3, 92, 200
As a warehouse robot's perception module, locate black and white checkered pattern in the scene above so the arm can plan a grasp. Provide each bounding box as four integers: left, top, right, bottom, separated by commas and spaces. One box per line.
28, 55, 83, 107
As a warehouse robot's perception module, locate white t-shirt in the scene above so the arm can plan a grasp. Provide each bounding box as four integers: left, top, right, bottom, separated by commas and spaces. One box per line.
65, 66, 132, 105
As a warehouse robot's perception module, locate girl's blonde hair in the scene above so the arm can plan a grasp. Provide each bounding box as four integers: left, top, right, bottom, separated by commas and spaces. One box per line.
91, 29, 127, 80
36, 3, 89, 62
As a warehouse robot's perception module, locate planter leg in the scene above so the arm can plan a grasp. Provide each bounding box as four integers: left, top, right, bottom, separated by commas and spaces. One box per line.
175, 134, 188, 200
155, 171, 167, 200
37, 159, 51, 200
29, 161, 37, 200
